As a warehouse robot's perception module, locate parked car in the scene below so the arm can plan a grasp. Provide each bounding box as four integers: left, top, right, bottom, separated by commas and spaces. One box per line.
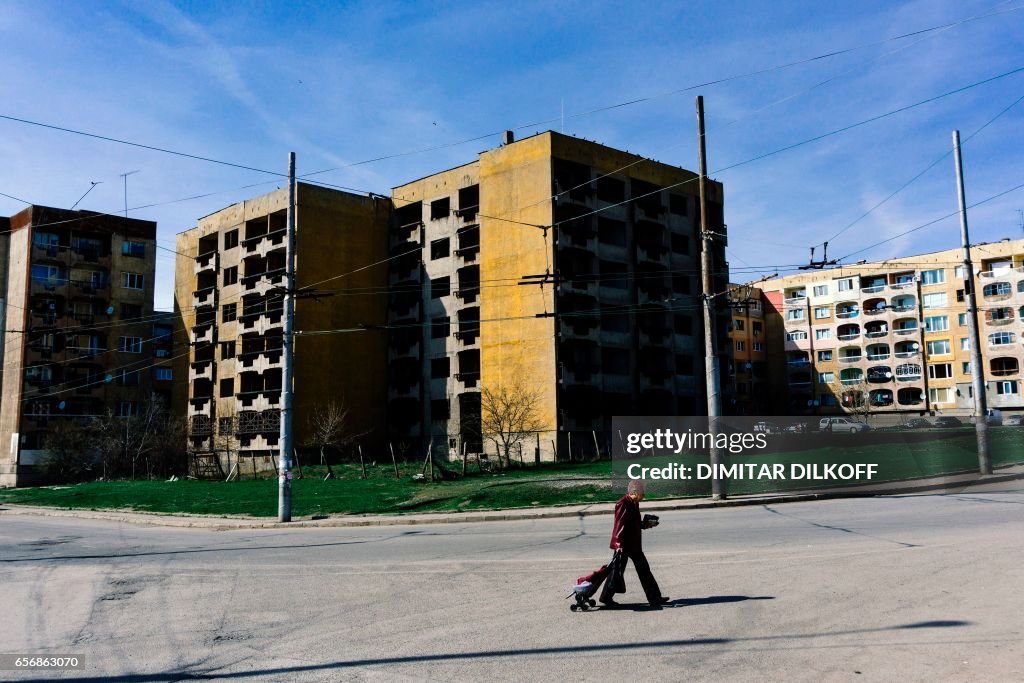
818, 417, 871, 433
902, 417, 931, 429
783, 422, 808, 434
933, 416, 963, 428
753, 421, 781, 434
1002, 414, 1024, 426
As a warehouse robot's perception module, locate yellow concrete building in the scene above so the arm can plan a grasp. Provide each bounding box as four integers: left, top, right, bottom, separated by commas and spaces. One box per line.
389, 131, 727, 460
762, 240, 1024, 418
174, 183, 390, 471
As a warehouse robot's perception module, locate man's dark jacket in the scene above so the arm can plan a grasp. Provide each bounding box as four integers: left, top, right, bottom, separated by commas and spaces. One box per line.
609, 494, 642, 552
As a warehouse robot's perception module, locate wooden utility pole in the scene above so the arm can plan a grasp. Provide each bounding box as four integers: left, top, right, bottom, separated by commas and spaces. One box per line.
697, 96, 726, 500
952, 130, 991, 474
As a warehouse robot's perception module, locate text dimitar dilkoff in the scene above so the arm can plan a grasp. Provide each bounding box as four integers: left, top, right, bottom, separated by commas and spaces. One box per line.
626, 462, 879, 481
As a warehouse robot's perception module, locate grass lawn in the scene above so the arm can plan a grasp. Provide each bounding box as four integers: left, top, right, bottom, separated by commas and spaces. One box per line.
1, 428, 1021, 517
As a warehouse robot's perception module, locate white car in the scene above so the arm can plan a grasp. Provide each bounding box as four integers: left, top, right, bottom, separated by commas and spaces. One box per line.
818, 417, 871, 433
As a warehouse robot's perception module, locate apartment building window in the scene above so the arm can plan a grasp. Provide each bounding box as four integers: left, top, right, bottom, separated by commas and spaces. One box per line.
674, 315, 693, 335
33, 232, 60, 252
118, 369, 141, 386
430, 238, 450, 260
960, 338, 970, 351
118, 336, 143, 353
813, 285, 829, 297
958, 313, 968, 326
924, 315, 949, 332
670, 233, 689, 254
787, 330, 808, 341
676, 354, 695, 374
837, 279, 854, 292
222, 303, 237, 323
928, 388, 952, 404
983, 282, 1011, 297
786, 309, 805, 321
997, 380, 1019, 395
431, 277, 450, 298
431, 399, 451, 420
921, 269, 945, 285
922, 293, 947, 309
154, 368, 173, 381
954, 265, 964, 279
431, 316, 450, 339
733, 319, 744, 331
989, 331, 1015, 346
956, 289, 965, 302
814, 306, 830, 319
669, 194, 688, 215
32, 264, 64, 286
815, 328, 832, 341
220, 378, 234, 397
224, 229, 239, 250
817, 350, 833, 362
735, 341, 745, 351
118, 401, 137, 418
926, 339, 950, 355
752, 321, 762, 336
120, 241, 144, 258
223, 266, 238, 286
753, 342, 764, 352
122, 272, 144, 290
431, 357, 450, 379
962, 361, 971, 374
928, 364, 953, 379
599, 218, 628, 247
220, 341, 235, 359
818, 371, 834, 384
121, 303, 142, 319
430, 197, 450, 220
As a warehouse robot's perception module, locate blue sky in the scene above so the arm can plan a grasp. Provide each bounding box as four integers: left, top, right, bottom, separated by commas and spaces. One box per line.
1, 0, 1022, 309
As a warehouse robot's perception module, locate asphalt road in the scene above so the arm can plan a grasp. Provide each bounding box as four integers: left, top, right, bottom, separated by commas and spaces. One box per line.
1, 483, 1022, 682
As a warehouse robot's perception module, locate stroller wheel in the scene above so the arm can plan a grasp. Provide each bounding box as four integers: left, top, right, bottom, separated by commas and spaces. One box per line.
570, 604, 579, 612
580, 603, 589, 611
588, 599, 597, 607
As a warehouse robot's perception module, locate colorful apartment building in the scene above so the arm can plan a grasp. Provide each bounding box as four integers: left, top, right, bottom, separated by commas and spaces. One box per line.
762, 240, 1024, 417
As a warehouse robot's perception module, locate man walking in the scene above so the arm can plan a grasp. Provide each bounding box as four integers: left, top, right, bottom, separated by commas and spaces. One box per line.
600, 479, 669, 609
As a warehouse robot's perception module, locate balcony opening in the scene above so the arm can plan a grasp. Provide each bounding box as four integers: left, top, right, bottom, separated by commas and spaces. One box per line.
990, 357, 1019, 377
596, 176, 625, 204
554, 159, 593, 202
430, 197, 451, 221
456, 185, 479, 221
394, 201, 423, 233
457, 349, 480, 387
897, 387, 924, 405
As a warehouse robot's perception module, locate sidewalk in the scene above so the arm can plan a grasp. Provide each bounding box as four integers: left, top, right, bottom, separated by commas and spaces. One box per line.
2, 463, 1022, 531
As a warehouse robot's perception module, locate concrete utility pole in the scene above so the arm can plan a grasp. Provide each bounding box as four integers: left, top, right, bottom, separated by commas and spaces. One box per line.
952, 130, 991, 475
279, 152, 297, 521
696, 96, 725, 500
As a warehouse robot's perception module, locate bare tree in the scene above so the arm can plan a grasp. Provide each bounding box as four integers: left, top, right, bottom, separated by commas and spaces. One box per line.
829, 377, 874, 423
91, 394, 187, 480
480, 383, 546, 468
304, 399, 360, 478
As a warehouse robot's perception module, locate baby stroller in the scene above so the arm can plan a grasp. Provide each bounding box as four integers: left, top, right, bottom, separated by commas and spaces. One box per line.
567, 551, 621, 611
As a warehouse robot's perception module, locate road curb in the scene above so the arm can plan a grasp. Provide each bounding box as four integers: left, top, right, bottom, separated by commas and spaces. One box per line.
2, 469, 1022, 530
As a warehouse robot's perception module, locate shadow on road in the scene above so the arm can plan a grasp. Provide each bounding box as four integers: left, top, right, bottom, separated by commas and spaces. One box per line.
15, 620, 971, 681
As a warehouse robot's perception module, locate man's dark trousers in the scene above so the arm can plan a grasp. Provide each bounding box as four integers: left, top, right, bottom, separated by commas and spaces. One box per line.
600, 548, 662, 605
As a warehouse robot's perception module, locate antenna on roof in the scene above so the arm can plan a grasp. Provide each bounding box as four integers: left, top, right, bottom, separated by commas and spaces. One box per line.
799, 241, 838, 270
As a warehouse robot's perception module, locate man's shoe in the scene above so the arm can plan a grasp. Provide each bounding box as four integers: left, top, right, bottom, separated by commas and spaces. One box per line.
657, 596, 670, 604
